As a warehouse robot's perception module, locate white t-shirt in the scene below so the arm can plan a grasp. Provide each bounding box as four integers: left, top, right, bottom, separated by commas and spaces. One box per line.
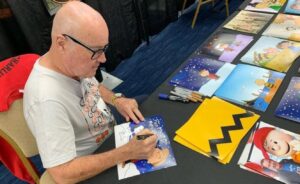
23, 60, 115, 168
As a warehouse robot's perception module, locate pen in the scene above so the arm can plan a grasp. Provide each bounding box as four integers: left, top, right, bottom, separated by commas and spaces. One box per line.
136, 134, 154, 140
121, 133, 155, 167
170, 90, 198, 102
158, 93, 189, 103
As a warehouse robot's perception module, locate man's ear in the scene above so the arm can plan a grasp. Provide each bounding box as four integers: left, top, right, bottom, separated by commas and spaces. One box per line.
56, 35, 66, 51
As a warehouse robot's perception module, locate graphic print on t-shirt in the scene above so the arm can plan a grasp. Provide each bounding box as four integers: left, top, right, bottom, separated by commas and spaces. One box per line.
80, 78, 115, 144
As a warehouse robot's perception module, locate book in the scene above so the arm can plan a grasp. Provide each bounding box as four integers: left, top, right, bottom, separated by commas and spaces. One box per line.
174, 97, 260, 164
263, 13, 300, 42
285, 0, 300, 15
215, 64, 285, 112
199, 31, 253, 63
238, 121, 300, 184
240, 36, 300, 72
223, 10, 273, 34
244, 0, 286, 13
169, 55, 235, 97
114, 115, 176, 180
275, 77, 300, 123
169, 55, 285, 111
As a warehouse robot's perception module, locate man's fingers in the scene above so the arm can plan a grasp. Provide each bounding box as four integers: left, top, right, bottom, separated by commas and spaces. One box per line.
127, 110, 139, 123
133, 108, 144, 122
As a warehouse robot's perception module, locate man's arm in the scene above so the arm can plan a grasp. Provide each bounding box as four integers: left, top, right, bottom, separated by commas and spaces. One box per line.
98, 84, 144, 123
48, 130, 157, 183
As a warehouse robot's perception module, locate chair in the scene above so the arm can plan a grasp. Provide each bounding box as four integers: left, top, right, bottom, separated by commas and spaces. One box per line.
182, 0, 229, 28
0, 54, 55, 184
0, 99, 55, 183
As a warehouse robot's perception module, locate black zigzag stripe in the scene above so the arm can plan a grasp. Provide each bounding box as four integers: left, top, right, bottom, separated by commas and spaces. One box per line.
208, 111, 254, 158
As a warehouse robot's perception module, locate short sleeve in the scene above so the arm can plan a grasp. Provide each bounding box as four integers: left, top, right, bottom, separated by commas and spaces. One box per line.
26, 100, 76, 168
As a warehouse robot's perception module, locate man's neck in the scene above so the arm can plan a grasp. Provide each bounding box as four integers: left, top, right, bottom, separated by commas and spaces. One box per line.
40, 52, 78, 80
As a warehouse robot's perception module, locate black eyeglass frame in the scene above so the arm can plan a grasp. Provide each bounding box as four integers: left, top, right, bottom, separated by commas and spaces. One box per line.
62, 34, 109, 60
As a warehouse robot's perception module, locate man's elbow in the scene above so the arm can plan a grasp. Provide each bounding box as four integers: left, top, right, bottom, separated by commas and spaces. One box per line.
47, 168, 73, 184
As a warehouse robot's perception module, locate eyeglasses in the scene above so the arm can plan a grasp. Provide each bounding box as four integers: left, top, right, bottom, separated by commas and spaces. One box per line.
62, 34, 109, 60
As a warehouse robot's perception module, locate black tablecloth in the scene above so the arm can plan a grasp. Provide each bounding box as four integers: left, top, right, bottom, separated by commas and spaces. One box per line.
82, 2, 300, 183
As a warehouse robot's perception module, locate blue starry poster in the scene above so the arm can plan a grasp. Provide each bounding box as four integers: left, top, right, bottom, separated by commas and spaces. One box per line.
215, 64, 285, 112
275, 77, 300, 123
169, 55, 235, 97
114, 115, 176, 180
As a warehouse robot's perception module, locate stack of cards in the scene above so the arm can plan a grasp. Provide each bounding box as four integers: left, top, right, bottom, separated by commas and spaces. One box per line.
174, 97, 260, 164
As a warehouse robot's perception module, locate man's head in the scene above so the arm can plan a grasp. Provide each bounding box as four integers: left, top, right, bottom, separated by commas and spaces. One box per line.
254, 127, 295, 159
49, 1, 109, 78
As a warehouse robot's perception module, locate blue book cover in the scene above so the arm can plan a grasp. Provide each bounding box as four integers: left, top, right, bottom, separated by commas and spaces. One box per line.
215, 64, 285, 112
114, 115, 176, 180
285, 0, 300, 15
240, 36, 300, 73
169, 55, 235, 97
275, 77, 300, 123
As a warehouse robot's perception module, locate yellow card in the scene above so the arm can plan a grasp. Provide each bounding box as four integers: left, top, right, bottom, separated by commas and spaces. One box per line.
176, 97, 260, 162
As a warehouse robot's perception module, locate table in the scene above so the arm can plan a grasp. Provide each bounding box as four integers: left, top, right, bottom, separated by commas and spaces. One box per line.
82, 5, 300, 184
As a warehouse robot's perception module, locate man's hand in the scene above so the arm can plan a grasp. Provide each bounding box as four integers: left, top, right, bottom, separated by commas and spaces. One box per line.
125, 129, 158, 160
114, 97, 144, 123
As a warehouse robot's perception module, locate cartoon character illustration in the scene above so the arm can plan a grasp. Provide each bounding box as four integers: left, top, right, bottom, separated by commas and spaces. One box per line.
214, 43, 234, 52
253, 48, 278, 66
251, 39, 300, 72
122, 128, 170, 172
290, 0, 300, 10
199, 69, 220, 80
261, 158, 300, 184
253, 127, 300, 164
248, 0, 285, 11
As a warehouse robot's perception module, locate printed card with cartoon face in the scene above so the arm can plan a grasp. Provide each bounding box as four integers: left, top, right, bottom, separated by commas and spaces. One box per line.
241, 36, 300, 73
263, 14, 300, 42
114, 115, 176, 180
244, 0, 286, 13
275, 77, 300, 123
215, 64, 285, 112
239, 121, 300, 184
199, 32, 253, 63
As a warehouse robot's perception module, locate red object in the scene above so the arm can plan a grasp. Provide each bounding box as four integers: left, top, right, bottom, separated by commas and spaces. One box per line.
0, 131, 39, 183
0, 54, 39, 112
253, 127, 275, 159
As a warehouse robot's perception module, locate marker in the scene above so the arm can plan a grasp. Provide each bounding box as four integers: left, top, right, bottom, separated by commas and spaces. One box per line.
121, 133, 155, 167
158, 93, 189, 103
136, 134, 154, 140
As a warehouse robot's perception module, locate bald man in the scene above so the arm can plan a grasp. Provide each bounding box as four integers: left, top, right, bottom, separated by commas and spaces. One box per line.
23, 1, 157, 183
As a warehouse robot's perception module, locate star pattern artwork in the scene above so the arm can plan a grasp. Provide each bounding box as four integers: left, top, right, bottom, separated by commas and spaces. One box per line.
275, 77, 300, 123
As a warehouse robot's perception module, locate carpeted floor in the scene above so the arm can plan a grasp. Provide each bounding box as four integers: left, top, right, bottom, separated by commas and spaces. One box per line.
0, 0, 244, 183
112, 0, 244, 97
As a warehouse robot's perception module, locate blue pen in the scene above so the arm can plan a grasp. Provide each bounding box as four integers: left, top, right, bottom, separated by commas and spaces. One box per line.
158, 93, 189, 103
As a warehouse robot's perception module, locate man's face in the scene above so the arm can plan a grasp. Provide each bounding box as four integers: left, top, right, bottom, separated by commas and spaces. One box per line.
66, 36, 108, 78
264, 130, 294, 157
63, 19, 109, 78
